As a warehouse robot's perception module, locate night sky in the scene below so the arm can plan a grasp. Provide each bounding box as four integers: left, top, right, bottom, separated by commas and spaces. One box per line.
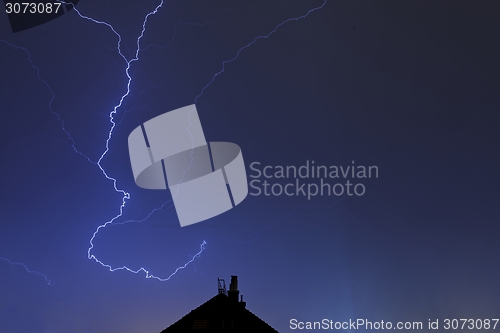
1, 1, 499, 332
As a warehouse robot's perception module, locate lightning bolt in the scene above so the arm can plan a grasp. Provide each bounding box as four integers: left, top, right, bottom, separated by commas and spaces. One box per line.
80, 0, 327, 279
1, 0, 328, 284
0, 257, 54, 286
55, 0, 208, 281
195, 0, 328, 102
183, 0, 328, 183
0, 40, 93, 164
187, 0, 329, 247
142, 9, 231, 53
0, 39, 90, 286
109, 200, 173, 226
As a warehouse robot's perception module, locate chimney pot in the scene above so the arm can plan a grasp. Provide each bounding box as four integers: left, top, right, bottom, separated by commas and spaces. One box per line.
229, 276, 238, 291
228, 276, 239, 303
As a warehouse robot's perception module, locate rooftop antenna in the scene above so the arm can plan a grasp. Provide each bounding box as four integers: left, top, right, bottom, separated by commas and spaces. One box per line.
217, 278, 227, 296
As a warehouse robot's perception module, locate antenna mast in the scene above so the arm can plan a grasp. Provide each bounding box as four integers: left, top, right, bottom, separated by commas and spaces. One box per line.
217, 278, 227, 295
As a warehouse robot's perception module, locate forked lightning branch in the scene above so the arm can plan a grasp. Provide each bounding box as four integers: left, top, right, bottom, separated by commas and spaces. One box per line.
248, 161, 379, 199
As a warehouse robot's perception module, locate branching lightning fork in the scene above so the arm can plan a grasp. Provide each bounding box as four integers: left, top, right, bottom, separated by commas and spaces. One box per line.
0, 39, 91, 286
0, 40, 93, 164
58, 0, 208, 281
184, 0, 328, 193
185, 0, 328, 178
195, 0, 327, 102
1, 0, 328, 283
80, 0, 327, 279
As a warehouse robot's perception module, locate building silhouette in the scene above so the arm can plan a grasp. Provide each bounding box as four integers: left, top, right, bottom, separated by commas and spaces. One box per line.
160, 276, 279, 332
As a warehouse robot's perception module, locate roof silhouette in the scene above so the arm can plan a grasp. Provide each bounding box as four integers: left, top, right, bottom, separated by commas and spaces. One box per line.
160, 276, 279, 332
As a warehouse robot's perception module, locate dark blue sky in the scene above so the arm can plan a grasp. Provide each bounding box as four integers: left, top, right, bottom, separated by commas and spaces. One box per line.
0, 1, 499, 332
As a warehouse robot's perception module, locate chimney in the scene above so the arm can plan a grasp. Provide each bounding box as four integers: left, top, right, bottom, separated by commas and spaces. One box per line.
228, 276, 239, 303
